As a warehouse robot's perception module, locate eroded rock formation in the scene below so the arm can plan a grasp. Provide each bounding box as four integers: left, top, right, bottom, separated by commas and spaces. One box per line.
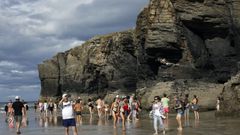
218, 73, 240, 116
38, 0, 240, 110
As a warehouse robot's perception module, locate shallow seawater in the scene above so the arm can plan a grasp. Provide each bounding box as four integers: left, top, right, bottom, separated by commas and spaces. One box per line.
0, 110, 240, 135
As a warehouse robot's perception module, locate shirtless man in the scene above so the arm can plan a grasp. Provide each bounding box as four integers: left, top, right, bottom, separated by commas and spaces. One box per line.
96, 97, 104, 118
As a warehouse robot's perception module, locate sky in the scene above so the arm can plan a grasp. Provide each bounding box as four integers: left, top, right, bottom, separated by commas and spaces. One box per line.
0, 0, 149, 102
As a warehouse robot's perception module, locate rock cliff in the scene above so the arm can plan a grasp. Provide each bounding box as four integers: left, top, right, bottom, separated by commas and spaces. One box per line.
38, 0, 240, 110
218, 73, 240, 116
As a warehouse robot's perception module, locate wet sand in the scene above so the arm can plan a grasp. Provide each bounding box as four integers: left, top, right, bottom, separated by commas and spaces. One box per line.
1, 110, 240, 135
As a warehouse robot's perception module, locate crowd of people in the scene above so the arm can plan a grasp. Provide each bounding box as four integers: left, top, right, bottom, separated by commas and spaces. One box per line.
3, 93, 223, 135
149, 94, 201, 135
33, 94, 141, 135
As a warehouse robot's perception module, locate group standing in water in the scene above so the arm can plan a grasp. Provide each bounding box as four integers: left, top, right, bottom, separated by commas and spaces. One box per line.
4, 93, 203, 135
149, 93, 200, 134
151, 94, 199, 134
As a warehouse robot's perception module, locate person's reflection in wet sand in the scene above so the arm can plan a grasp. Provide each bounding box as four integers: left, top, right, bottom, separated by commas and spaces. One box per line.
133, 119, 141, 128
184, 117, 190, 127
21, 115, 28, 127
177, 129, 183, 135
44, 116, 49, 128
39, 116, 44, 127
89, 116, 93, 125
53, 115, 58, 126
164, 119, 169, 130
49, 115, 53, 125
98, 118, 103, 126
113, 128, 118, 135
113, 128, 126, 135
104, 118, 110, 126
194, 119, 200, 128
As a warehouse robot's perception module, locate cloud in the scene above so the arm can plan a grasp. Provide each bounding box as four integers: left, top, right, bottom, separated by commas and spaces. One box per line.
0, 61, 24, 69
0, 84, 40, 101
0, 0, 149, 102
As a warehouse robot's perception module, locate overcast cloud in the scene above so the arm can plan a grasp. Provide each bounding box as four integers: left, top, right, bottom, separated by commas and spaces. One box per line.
0, 0, 149, 102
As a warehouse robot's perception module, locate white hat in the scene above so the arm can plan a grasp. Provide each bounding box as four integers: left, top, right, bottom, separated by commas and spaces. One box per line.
62, 94, 68, 98
116, 95, 119, 98
15, 96, 20, 100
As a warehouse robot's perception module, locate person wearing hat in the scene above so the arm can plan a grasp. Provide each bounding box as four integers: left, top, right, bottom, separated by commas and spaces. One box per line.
59, 94, 78, 135
12, 96, 25, 134
152, 96, 166, 135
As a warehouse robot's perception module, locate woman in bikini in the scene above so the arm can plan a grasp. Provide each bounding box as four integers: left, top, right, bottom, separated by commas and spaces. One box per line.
111, 98, 120, 129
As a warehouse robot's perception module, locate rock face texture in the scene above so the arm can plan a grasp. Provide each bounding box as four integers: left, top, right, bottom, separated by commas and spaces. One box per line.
39, 31, 137, 97
39, 0, 240, 110
219, 73, 240, 116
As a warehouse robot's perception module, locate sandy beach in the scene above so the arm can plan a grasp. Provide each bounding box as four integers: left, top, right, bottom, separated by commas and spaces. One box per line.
1, 109, 240, 135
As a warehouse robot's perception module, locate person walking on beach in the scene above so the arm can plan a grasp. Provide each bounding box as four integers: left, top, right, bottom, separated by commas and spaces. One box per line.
74, 98, 83, 125
127, 94, 134, 121
96, 96, 104, 118
152, 96, 166, 135
43, 100, 48, 117
174, 96, 184, 131
87, 98, 94, 116
111, 98, 120, 129
184, 94, 190, 126
39, 101, 44, 114
161, 94, 170, 119
119, 96, 127, 131
59, 94, 78, 135
48, 99, 54, 116
131, 97, 139, 121
12, 96, 25, 134
191, 95, 199, 120
7, 100, 14, 119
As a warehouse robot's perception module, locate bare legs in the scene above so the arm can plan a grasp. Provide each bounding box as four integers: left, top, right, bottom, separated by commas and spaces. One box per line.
112, 111, 118, 129
112, 111, 125, 131
64, 126, 78, 135
194, 111, 199, 120
176, 114, 182, 131
120, 112, 126, 131
153, 115, 165, 135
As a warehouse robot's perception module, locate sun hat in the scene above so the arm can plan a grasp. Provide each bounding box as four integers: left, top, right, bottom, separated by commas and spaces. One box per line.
62, 94, 68, 98
15, 96, 20, 100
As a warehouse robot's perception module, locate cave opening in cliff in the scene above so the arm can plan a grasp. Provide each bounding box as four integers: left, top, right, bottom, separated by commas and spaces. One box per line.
146, 48, 183, 75
147, 58, 160, 75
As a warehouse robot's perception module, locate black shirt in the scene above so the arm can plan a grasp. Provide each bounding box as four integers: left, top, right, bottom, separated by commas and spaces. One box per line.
12, 101, 24, 116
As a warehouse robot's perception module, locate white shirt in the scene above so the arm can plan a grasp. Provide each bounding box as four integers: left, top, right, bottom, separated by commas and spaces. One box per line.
43, 103, 48, 111
152, 102, 164, 118
62, 101, 74, 119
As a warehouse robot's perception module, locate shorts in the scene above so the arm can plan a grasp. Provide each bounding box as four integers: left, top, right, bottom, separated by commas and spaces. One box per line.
163, 107, 169, 113
75, 111, 82, 116
14, 115, 23, 123
63, 118, 76, 127
177, 109, 184, 116
192, 105, 199, 111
